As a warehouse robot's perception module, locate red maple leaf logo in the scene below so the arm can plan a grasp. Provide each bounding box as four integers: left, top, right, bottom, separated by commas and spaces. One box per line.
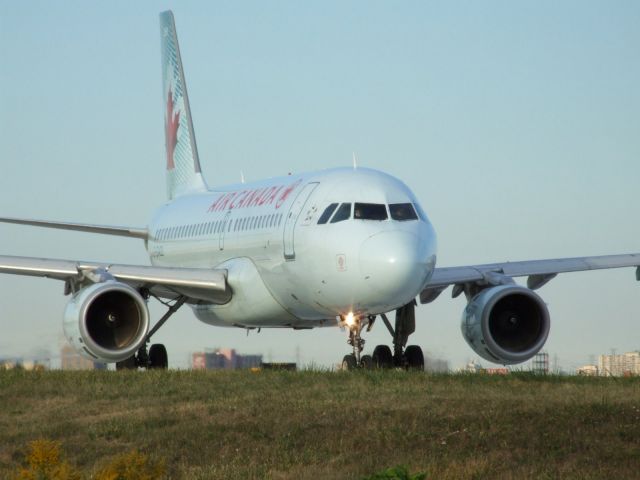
165, 89, 180, 170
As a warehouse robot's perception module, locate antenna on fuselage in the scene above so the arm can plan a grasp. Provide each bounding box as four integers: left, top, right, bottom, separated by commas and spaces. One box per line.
240, 171, 245, 184
352, 152, 358, 169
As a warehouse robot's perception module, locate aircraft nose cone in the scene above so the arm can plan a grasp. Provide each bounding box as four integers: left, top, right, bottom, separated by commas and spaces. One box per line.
359, 231, 432, 305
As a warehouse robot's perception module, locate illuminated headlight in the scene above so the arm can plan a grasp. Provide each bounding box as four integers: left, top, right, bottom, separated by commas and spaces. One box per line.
344, 311, 355, 327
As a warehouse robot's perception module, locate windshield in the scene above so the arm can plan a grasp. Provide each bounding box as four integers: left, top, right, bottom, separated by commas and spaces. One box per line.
317, 203, 338, 224
354, 203, 388, 221
330, 203, 352, 223
389, 203, 418, 221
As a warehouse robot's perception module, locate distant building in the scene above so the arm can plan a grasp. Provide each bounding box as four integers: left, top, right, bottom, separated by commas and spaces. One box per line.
0, 359, 46, 371
192, 348, 263, 370
459, 360, 483, 373
484, 368, 509, 375
577, 365, 599, 376
424, 355, 449, 373
60, 345, 105, 370
599, 352, 640, 377
0, 359, 18, 370
531, 351, 549, 374
457, 361, 508, 375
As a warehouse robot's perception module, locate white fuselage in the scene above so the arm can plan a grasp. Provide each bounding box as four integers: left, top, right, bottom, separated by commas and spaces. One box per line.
147, 167, 437, 329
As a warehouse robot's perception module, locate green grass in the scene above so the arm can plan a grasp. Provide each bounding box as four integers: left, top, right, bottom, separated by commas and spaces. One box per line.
1, 370, 639, 479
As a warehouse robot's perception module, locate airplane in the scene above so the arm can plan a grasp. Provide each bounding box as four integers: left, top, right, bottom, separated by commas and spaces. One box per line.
0, 10, 638, 370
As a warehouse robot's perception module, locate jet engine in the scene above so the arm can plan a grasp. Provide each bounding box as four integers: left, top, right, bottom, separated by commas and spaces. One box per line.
461, 285, 550, 365
63, 282, 150, 363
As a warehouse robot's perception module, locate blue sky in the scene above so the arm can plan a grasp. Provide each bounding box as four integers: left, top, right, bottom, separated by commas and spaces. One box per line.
1, 1, 638, 370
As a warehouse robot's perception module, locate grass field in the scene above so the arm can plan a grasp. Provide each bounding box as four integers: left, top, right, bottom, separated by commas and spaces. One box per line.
1, 369, 639, 479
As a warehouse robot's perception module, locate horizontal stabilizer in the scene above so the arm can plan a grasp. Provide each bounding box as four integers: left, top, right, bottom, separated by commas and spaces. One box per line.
0, 217, 147, 240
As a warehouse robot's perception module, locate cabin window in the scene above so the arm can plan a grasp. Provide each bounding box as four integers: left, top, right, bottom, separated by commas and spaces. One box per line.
317, 203, 338, 224
354, 203, 388, 221
330, 203, 352, 223
389, 203, 418, 221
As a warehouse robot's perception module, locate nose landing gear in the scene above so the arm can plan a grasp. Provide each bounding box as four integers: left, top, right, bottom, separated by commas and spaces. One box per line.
341, 314, 372, 370
341, 301, 425, 370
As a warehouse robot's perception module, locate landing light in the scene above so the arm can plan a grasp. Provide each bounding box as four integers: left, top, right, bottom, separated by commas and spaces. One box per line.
344, 312, 355, 327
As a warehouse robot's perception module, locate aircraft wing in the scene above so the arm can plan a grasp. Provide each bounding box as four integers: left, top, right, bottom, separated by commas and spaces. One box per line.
420, 253, 640, 303
0, 255, 231, 304
0, 217, 148, 239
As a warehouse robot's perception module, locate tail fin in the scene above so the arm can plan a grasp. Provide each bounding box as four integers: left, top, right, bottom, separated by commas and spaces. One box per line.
160, 11, 208, 200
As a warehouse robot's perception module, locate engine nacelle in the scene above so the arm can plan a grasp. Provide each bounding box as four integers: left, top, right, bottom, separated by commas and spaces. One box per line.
461, 285, 550, 365
63, 282, 150, 363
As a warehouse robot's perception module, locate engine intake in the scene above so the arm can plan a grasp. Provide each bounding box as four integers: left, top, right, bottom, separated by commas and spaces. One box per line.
461, 285, 550, 365
63, 282, 150, 363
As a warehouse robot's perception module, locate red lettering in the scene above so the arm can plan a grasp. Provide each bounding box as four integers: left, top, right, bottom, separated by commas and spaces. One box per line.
218, 193, 232, 211
257, 187, 272, 206
276, 179, 302, 209
265, 186, 282, 205
229, 190, 247, 210
208, 194, 225, 212
241, 189, 257, 208
250, 188, 265, 207
236, 189, 251, 208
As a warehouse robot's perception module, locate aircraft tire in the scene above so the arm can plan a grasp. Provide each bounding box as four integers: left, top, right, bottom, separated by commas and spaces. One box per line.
149, 344, 169, 369
372, 345, 393, 369
360, 354, 373, 369
342, 354, 357, 371
405, 345, 424, 371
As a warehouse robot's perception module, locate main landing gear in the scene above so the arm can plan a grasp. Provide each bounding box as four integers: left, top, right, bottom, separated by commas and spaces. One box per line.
341, 300, 425, 371
115, 295, 187, 371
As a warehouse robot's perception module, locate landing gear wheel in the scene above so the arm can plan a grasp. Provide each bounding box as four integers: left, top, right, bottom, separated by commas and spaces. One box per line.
372, 345, 393, 369
342, 354, 357, 371
405, 345, 424, 371
116, 356, 137, 371
149, 344, 168, 369
360, 354, 373, 370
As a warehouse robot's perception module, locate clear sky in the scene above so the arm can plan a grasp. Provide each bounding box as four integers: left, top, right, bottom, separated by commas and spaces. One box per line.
1, 1, 638, 370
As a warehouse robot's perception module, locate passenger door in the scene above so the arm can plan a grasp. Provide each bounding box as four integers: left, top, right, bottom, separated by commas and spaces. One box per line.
283, 182, 319, 260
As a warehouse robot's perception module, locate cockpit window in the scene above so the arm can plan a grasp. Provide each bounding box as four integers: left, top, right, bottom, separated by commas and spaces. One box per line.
317, 203, 339, 224
413, 202, 427, 221
330, 203, 352, 223
389, 203, 418, 221
354, 203, 388, 221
